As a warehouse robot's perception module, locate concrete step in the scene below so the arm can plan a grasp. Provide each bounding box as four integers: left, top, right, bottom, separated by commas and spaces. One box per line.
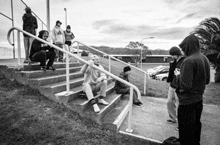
29, 72, 83, 89
102, 96, 129, 131
39, 78, 84, 101
21, 66, 82, 79
54, 79, 115, 104
22, 62, 82, 71
66, 82, 124, 124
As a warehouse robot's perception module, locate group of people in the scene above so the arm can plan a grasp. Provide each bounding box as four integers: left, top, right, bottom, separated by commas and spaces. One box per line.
165, 34, 210, 145
22, 7, 75, 71
23, 6, 210, 145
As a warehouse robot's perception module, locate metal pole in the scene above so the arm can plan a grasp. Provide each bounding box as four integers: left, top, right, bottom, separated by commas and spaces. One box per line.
140, 47, 142, 69
17, 31, 21, 66
77, 42, 80, 63
11, 0, 15, 59
66, 52, 70, 93
46, 0, 50, 31
64, 8, 67, 27
126, 87, 134, 133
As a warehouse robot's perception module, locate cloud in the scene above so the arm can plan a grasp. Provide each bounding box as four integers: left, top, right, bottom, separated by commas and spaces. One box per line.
176, 13, 197, 23
92, 19, 116, 30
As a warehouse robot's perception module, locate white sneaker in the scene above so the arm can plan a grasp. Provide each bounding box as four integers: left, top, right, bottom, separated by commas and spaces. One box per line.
93, 104, 100, 113
98, 99, 109, 105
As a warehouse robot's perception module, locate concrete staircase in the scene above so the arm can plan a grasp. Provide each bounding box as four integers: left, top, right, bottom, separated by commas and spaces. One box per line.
0, 61, 129, 131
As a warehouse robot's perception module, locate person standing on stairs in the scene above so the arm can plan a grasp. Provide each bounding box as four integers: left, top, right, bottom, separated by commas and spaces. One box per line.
114, 66, 143, 107
63, 25, 75, 62
51, 20, 65, 62
29, 30, 56, 71
80, 55, 109, 113
22, 7, 38, 63
166, 46, 185, 130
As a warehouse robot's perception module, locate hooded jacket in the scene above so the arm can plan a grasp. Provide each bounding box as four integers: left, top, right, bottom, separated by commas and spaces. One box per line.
114, 72, 129, 93
22, 13, 38, 37
29, 30, 52, 60
176, 34, 210, 105
51, 26, 65, 45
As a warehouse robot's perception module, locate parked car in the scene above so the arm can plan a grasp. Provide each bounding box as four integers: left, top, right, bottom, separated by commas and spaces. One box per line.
155, 72, 169, 81
147, 65, 169, 79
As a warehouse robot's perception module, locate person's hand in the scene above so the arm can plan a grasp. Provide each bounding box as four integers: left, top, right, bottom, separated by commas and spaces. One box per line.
96, 76, 105, 82
174, 68, 180, 76
87, 60, 94, 66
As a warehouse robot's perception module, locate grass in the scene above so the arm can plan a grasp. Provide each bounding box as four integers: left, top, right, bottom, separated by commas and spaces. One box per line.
0, 57, 219, 144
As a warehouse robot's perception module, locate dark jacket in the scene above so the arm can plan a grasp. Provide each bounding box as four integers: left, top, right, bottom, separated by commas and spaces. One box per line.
22, 13, 38, 37
176, 34, 210, 105
114, 72, 129, 93
29, 30, 53, 60
167, 57, 185, 89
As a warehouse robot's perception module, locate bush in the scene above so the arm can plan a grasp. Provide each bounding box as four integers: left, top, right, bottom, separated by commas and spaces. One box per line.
81, 51, 89, 56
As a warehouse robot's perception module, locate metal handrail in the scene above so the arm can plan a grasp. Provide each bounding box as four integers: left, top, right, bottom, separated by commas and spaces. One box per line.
7, 27, 140, 132
72, 41, 149, 96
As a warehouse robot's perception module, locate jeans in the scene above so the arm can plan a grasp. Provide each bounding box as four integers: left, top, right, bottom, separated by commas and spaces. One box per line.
31, 50, 56, 67
54, 44, 63, 61
178, 100, 203, 145
82, 80, 107, 100
167, 86, 179, 121
116, 87, 140, 103
23, 36, 34, 60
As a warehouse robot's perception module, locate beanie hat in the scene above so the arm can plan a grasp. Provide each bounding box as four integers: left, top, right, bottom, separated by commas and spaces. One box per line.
25, 7, 31, 13
169, 46, 182, 56
67, 25, 71, 29
124, 66, 131, 72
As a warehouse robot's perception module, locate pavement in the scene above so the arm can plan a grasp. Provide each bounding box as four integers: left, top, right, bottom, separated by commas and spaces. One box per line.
1, 58, 220, 145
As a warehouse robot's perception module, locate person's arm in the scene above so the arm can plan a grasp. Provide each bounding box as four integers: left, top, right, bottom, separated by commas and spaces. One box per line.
31, 40, 42, 52
51, 28, 56, 42
96, 65, 107, 82
80, 60, 93, 74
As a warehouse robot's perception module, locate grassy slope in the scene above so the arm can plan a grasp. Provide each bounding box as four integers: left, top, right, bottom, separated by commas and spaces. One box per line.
0, 78, 150, 145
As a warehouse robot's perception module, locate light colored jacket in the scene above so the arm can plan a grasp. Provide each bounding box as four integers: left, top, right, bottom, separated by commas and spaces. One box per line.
51, 26, 65, 44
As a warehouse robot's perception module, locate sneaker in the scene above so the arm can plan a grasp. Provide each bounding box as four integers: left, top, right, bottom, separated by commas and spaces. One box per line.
46, 66, 56, 71
166, 119, 177, 124
93, 104, 100, 113
133, 102, 143, 107
98, 99, 109, 105
23, 59, 30, 63
41, 66, 46, 71
175, 127, 179, 131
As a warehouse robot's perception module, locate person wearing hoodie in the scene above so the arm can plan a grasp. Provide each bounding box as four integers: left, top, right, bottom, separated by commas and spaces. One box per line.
166, 46, 185, 129
114, 66, 143, 107
51, 20, 65, 62
29, 30, 56, 71
22, 7, 38, 63
80, 55, 109, 113
175, 34, 210, 145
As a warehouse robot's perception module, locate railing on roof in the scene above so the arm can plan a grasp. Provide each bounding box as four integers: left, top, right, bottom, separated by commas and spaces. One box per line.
7, 27, 141, 133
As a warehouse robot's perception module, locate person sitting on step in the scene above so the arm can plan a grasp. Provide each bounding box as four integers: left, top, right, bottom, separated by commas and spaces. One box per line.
29, 30, 56, 71
80, 55, 109, 113
114, 66, 143, 107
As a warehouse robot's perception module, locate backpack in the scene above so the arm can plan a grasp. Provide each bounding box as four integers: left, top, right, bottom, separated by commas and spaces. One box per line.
162, 136, 180, 145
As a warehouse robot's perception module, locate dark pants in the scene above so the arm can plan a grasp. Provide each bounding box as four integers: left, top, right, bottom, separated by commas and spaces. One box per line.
116, 88, 140, 103
31, 50, 56, 67
178, 100, 203, 145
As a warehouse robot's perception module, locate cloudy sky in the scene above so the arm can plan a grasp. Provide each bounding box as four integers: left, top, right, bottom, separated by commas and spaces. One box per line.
1, 0, 220, 50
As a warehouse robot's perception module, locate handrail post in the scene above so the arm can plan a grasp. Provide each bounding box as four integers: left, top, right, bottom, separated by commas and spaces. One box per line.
66, 45, 70, 93
126, 87, 133, 133
144, 73, 147, 95
17, 30, 21, 66
77, 42, 79, 63
108, 56, 111, 73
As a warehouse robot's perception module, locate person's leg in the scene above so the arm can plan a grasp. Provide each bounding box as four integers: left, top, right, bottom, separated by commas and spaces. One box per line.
178, 103, 198, 145
93, 80, 108, 105
23, 36, 29, 61
195, 101, 203, 145
83, 83, 100, 113
46, 51, 56, 68
58, 44, 63, 61
28, 37, 34, 60
31, 51, 47, 70
167, 86, 177, 122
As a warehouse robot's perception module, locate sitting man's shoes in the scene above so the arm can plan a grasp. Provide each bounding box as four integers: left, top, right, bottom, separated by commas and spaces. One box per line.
41, 66, 46, 71
133, 102, 143, 107
98, 98, 109, 105
166, 119, 177, 124
46, 66, 56, 71
93, 104, 100, 113
23, 59, 30, 63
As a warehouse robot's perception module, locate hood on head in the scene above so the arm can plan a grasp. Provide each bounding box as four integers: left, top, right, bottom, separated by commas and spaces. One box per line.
179, 34, 200, 56
38, 30, 48, 39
